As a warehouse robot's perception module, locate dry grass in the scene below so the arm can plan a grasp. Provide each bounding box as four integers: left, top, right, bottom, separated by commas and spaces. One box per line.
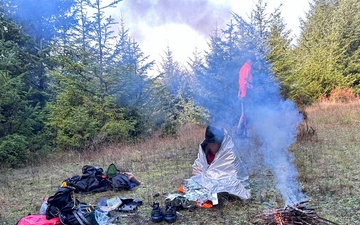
291, 100, 360, 224
1, 102, 360, 224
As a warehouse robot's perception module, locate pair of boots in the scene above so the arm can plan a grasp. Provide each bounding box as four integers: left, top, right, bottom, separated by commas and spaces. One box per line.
151, 202, 177, 223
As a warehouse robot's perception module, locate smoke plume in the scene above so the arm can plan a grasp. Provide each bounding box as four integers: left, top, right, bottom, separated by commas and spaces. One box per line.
120, 0, 232, 40
249, 100, 306, 205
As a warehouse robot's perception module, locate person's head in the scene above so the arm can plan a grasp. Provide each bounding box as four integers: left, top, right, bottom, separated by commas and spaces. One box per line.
201, 126, 224, 154
206, 142, 221, 155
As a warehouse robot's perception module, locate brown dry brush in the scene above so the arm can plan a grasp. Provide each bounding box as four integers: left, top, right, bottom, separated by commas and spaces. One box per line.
253, 200, 340, 225
296, 109, 316, 142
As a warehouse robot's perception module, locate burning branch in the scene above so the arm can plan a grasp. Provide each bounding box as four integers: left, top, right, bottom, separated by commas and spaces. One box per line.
253, 200, 340, 225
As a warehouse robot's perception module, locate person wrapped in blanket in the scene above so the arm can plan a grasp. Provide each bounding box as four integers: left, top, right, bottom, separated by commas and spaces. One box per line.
191, 126, 251, 203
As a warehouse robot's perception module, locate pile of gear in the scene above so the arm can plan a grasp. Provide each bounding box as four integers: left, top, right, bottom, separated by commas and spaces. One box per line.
17, 163, 219, 225
17, 186, 143, 225
62, 163, 141, 193
16, 163, 142, 225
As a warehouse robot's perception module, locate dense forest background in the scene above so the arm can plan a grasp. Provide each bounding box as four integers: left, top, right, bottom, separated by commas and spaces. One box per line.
1, 0, 359, 168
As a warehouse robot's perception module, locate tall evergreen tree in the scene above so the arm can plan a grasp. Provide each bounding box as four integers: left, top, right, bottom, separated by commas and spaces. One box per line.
6, 0, 76, 106
47, 0, 159, 148
113, 21, 154, 108
335, 0, 360, 94
199, 27, 233, 125
266, 5, 296, 100
158, 47, 187, 97
187, 47, 206, 103
0, 5, 52, 166
46, 0, 125, 149
108, 19, 155, 137
0, 0, 78, 164
295, 0, 345, 103
155, 47, 189, 135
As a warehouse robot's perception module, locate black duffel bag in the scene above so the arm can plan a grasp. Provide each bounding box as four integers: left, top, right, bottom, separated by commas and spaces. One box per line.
64, 165, 112, 193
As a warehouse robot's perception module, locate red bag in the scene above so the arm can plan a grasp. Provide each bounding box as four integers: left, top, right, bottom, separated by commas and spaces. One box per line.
17, 214, 61, 225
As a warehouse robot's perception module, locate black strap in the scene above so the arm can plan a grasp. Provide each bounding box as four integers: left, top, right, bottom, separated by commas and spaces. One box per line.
77, 210, 92, 225
72, 205, 92, 225
72, 211, 85, 225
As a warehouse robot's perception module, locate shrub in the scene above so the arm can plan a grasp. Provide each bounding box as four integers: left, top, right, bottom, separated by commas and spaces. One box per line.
328, 87, 357, 103
0, 134, 28, 167
318, 87, 357, 103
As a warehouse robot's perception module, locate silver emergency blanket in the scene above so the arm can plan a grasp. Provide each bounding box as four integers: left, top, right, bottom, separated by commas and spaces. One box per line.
190, 130, 251, 200
183, 178, 219, 205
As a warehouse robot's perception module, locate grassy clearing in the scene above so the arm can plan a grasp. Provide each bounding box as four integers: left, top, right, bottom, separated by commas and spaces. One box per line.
1, 102, 359, 224
292, 101, 360, 224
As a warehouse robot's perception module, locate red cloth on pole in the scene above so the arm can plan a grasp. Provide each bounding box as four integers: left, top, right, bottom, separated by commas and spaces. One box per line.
238, 62, 252, 99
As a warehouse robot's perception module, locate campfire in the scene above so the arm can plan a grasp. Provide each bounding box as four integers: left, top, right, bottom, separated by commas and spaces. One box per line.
253, 200, 340, 225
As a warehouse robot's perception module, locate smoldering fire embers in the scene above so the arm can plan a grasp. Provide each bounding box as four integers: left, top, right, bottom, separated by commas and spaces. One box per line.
253, 200, 340, 225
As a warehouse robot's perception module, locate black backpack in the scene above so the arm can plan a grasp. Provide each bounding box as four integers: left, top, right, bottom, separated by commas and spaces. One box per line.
59, 202, 98, 225
105, 163, 132, 191
111, 173, 131, 191
46, 186, 78, 220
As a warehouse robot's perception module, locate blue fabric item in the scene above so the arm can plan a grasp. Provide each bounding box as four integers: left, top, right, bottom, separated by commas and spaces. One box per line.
97, 198, 107, 206
130, 181, 136, 189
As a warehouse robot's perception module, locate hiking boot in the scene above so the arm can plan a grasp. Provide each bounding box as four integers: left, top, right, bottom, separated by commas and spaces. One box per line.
151, 202, 164, 223
218, 192, 240, 202
164, 206, 177, 223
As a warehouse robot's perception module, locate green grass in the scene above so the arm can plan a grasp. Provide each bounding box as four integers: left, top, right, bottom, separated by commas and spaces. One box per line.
1, 102, 359, 224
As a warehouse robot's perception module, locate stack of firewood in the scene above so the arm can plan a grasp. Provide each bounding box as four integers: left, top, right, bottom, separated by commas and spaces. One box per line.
253, 200, 339, 225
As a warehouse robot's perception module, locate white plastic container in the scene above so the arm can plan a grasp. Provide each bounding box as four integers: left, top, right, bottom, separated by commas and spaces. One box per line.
39, 197, 48, 215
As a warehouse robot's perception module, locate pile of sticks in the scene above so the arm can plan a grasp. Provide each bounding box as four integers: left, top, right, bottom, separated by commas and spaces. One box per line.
253, 200, 339, 225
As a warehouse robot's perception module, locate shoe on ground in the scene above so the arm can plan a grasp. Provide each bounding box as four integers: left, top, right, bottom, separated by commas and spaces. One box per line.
164, 206, 177, 223
151, 202, 164, 223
